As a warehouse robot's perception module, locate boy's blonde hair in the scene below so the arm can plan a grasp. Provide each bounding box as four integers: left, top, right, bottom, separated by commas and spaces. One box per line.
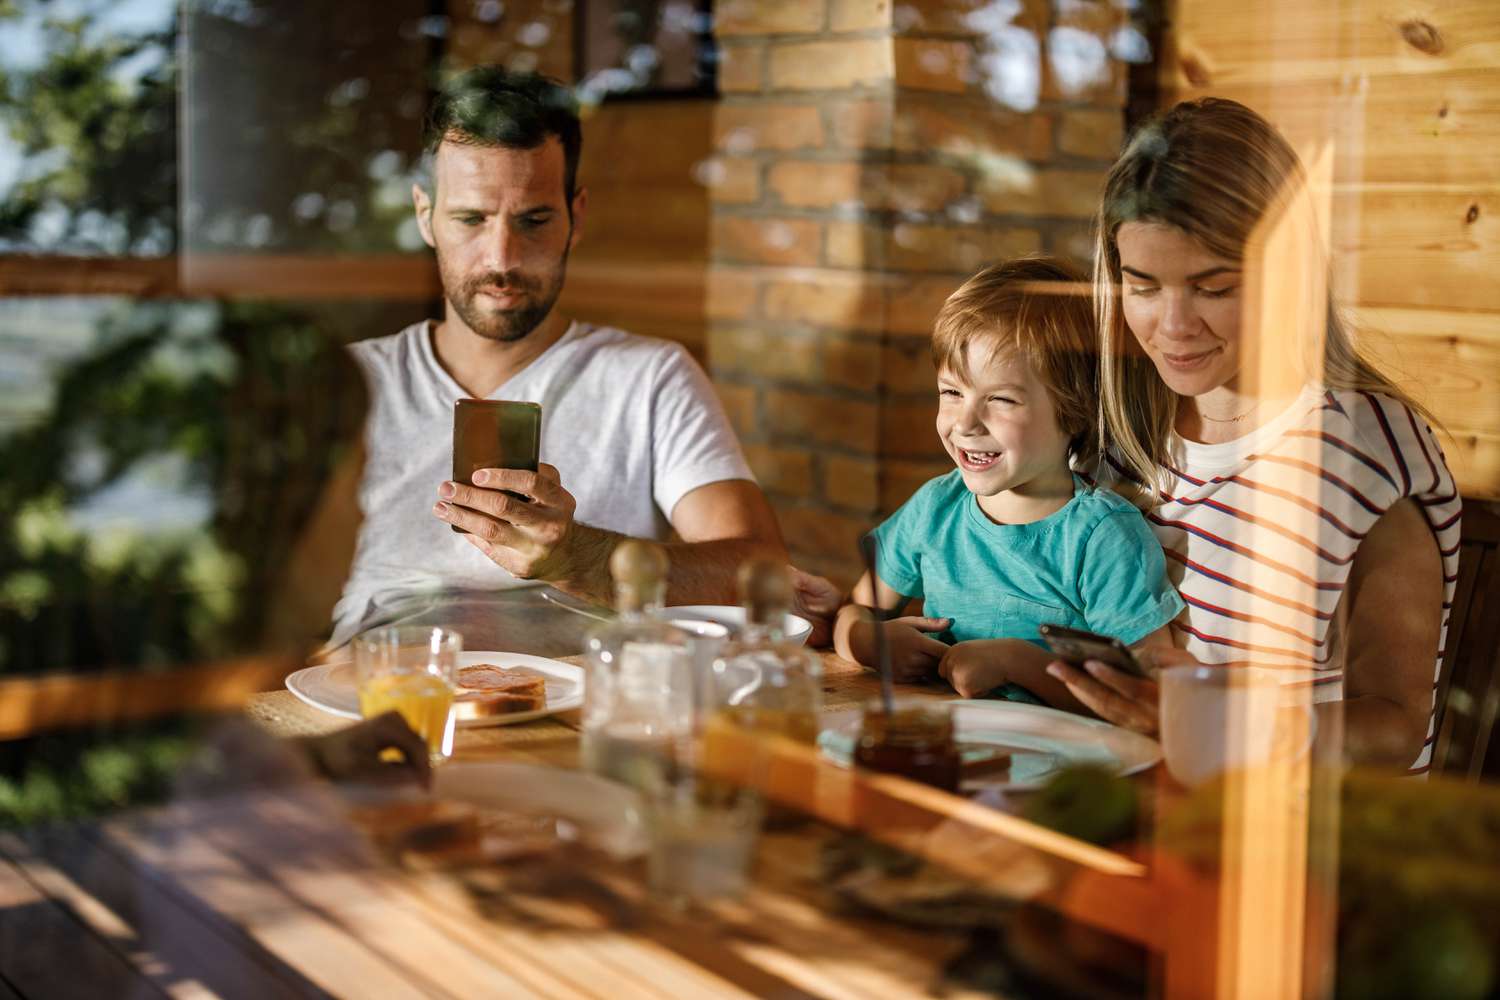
931, 254, 1098, 465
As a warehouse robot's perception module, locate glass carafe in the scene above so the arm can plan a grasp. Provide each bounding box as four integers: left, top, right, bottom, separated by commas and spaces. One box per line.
581, 541, 691, 791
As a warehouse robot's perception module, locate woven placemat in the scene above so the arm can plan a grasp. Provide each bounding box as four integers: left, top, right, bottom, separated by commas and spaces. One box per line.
245, 691, 351, 738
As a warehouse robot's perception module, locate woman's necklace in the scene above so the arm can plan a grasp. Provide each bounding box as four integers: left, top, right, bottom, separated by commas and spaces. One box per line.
1199, 406, 1261, 424
1197, 397, 1269, 424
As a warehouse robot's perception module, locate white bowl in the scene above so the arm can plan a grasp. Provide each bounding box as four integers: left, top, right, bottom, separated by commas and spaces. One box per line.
653, 605, 814, 646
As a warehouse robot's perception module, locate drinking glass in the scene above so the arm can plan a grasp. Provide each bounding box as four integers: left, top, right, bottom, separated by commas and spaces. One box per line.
1159, 665, 1291, 786
646, 769, 763, 909
664, 617, 731, 718
353, 625, 461, 766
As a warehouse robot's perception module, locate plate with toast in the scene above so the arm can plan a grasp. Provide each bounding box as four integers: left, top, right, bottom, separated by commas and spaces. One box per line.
285, 652, 584, 726
816, 700, 1160, 791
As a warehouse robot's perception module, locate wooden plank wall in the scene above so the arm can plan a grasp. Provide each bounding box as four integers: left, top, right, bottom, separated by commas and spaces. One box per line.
558, 101, 713, 361
1163, 0, 1500, 499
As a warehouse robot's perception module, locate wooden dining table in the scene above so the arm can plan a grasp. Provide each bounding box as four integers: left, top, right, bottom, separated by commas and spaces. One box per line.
0, 592, 1169, 999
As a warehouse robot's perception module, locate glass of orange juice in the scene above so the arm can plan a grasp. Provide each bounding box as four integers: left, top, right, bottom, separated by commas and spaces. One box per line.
353, 625, 461, 765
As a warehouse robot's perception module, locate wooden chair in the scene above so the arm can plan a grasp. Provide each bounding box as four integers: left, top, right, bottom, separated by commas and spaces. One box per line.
1431, 501, 1500, 781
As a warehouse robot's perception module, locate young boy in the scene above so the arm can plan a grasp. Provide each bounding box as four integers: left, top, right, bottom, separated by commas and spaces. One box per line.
833, 256, 1182, 709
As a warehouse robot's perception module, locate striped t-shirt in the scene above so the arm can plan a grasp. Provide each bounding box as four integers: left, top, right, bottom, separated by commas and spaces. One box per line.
1091, 385, 1461, 772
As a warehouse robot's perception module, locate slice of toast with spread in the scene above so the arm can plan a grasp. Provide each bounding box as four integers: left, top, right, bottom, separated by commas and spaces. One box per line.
453, 664, 548, 719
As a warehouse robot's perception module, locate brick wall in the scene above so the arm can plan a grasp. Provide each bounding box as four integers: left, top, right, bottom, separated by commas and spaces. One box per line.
707, 0, 1132, 585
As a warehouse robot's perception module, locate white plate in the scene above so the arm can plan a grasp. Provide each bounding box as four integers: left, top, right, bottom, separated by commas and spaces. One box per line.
655, 605, 814, 645
817, 700, 1161, 791
433, 761, 646, 860
285, 652, 583, 727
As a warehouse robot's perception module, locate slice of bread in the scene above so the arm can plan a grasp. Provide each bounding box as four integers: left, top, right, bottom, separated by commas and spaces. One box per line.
453, 664, 548, 719
960, 746, 1014, 781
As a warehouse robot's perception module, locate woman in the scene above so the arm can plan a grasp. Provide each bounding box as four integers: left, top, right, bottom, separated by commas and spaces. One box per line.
1048, 98, 1459, 771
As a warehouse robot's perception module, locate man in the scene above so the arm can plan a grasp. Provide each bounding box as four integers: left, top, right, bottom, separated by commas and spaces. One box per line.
331, 68, 787, 642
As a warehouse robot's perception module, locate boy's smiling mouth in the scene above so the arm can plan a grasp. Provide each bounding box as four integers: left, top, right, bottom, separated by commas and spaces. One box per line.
956, 447, 1001, 471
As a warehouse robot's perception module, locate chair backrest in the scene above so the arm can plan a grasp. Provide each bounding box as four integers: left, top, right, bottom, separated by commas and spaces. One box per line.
1432, 501, 1500, 781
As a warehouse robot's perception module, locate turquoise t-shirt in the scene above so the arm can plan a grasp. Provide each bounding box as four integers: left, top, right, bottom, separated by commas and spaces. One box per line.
870, 471, 1183, 647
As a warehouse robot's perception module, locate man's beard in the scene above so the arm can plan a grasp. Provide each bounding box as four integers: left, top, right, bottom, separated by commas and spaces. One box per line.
440, 247, 569, 343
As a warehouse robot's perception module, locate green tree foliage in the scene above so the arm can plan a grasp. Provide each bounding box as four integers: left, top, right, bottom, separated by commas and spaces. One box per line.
0, 299, 365, 828
179, 0, 430, 253
0, 0, 398, 826
0, 1, 176, 253
0, 725, 205, 829
0, 0, 428, 255
0, 300, 365, 677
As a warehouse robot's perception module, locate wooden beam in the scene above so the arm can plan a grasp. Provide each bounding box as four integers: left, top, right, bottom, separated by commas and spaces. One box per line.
1168, 1, 1500, 88
179, 254, 440, 300
0, 254, 709, 318
0, 255, 178, 298
0, 254, 441, 301
0, 654, 302, 739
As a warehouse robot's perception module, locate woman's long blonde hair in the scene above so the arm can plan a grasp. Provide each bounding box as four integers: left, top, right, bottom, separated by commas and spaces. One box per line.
1093, 97, 1428, 497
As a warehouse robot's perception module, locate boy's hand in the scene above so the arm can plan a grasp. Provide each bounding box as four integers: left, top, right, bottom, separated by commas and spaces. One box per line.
853, 616, 950, 682
938, 640, 1012, 698
789, 566, 842, 648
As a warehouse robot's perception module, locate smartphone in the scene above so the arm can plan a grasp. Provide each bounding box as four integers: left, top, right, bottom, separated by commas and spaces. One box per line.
450, 399, 542, 534
1039, 623, 1150, 679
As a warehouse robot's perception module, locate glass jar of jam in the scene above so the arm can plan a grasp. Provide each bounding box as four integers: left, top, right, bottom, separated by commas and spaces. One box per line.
853, 700, 961, 793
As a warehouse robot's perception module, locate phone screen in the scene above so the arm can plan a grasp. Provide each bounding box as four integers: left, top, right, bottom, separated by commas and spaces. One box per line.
451, 399, 542, 533
1039, 624, 1148, 679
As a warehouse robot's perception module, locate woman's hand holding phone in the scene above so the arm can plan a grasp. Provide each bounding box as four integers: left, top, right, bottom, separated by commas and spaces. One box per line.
1045, 658, 1161, 734
1038, 624, 1149, 678
1044, 642, 1201, 735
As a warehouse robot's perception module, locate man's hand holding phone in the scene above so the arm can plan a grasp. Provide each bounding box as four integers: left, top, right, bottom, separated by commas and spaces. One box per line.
434, 463, 583, 582
435, 397, 606, 592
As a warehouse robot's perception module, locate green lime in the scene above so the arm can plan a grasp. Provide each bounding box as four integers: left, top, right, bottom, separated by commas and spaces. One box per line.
1021, 765, 1138, 846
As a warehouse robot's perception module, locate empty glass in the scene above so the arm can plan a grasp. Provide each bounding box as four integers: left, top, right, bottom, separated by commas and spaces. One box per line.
646, 770, 764, 909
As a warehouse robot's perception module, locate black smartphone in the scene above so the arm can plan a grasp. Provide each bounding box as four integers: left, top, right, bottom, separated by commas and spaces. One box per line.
1039, 623, 1150, 679
450, 399, 542, 534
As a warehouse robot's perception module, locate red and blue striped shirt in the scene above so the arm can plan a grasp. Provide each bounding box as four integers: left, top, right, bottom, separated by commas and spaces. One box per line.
1092, 386, 1461, 773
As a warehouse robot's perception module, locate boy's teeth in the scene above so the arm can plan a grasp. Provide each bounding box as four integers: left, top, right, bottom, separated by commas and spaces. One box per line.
964, 450, 997, 461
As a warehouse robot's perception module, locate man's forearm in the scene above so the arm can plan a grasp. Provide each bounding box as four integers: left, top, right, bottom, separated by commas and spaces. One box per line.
542, 521, 623, 605
662, 536, 786, 606
545, 521, 784, 607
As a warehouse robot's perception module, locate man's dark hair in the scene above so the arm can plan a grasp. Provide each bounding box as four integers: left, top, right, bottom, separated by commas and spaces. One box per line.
421, 67, 583, 206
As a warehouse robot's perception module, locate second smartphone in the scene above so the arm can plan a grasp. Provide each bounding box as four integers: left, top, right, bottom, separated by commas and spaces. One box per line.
1038, 623, 1150, 679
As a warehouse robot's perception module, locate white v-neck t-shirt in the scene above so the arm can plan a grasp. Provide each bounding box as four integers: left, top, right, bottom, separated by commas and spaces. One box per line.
332, 320, 753, 641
